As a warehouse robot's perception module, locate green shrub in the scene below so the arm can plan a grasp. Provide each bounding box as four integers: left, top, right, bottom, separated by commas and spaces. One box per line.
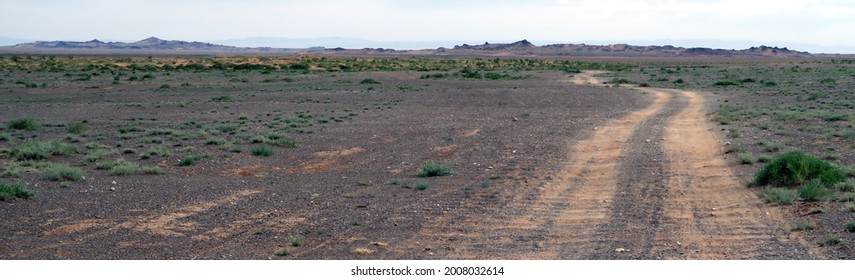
360, 78, 381, 84
419, 161, 454, 177
750, 150, 846, 188
789, 219, 816, 231
835, 193, 855, 202
205, 137, 227, 145
7, 118, 40, 131
607, 78, 633, 85
758, 188, 796, 205
44, 164, 85, 181
252, 145, 273, 157
414, 181, 430, 190
110, 161, 165, 175
1, 165, 20, 178
67, 122, 88, 134
846, 221, 855, 232
816, 235, 848, 246
178, 155, 203, 166
727, 127, 740, 138
834, 180, 855, 192
267, 134, 297, 148
714, 80, 741, 86
724, 144, 745, 154
84, 149, 115, 162
140, 146, 171, 159
210, 95, 235, 102
759, 141, 784, 152
64, 134, 81, 143
798, 179, 831, 201
96, 158, 126, 170
0, 181, 35, 200
12, 140, 78, 160
289, 235, 303, 247
738, 152, 757, 164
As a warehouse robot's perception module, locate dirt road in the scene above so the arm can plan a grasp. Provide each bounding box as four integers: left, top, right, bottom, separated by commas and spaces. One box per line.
389, 72, 811, 259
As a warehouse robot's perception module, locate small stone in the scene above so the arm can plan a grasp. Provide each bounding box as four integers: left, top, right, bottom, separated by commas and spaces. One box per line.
512, 117, 518, 122
677, 242, 682, 246
646, 139, 651, 143
615, 248, 628, 252
109, 187, 116, 191
711, 208, 717, 211
724, 142, 731, 145
112, 181, 117, 185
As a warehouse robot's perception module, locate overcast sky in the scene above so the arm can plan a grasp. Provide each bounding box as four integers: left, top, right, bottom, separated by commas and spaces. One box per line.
2, 0, 854, 51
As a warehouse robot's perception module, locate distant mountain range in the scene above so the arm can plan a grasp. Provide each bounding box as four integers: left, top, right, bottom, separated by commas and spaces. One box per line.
1, 37, 851, 58
3, 37, 314, 54
437, 39, 812, 57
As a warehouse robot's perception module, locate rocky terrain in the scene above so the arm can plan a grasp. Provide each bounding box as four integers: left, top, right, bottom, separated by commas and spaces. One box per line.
0, 37, 826, 58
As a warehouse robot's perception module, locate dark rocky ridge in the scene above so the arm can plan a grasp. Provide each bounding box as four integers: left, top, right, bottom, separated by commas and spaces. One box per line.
1, 37, 824, 58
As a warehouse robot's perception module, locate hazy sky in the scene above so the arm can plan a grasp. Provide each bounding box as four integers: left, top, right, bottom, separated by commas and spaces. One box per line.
2, 0, 854, 49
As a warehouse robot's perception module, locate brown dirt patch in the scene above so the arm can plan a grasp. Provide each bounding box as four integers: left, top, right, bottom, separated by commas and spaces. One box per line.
300, 147, 366, 172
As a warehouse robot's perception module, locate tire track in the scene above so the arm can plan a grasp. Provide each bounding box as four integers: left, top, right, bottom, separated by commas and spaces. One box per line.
654, 89, 810, 259
581, 89, 687, 259
388, 72, 669, 259
388, 72, 811, 259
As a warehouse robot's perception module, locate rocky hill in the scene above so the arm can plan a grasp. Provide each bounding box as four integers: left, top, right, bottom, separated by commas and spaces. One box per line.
3, 37, 312, 55
11, 37, 242, 51
1, 37, 819, 58
443, 40, 812, 57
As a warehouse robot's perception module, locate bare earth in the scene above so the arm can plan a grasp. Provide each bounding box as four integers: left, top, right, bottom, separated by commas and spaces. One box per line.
384, 73, 810, 259
0, 70, 812, 259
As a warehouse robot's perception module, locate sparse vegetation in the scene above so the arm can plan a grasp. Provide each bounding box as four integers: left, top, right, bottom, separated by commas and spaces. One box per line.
737, 152, 757, 164
750, 150, 845, 188
797, 179, 831, 201
758, 188, 796, 205
289, 235, 304, 247
274, 249, 289, 257
789, 219, 816, 231
0, 181, 35, 200
413, 181, 430, 191
84, 149, 115, 162
251, 145, 273, 157
7, 118, 40, 131
108, 160, 165, 176
815, 235, 848, 246
419, 161, 454, 177
67, 122, 88, 134
360, 78, 381, 84
12, 140, 78, 160
267, 134, 297, 148
43, 164, 85, 181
